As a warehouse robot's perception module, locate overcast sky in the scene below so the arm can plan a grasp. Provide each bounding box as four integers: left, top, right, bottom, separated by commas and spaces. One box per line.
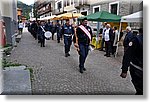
19, 0, 35, 5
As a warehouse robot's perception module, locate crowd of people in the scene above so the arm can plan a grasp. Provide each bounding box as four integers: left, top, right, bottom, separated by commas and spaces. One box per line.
24, 18, 143, 95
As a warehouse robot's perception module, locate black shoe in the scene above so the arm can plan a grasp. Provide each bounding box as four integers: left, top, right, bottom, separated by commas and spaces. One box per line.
57, 41, 60, 43
67, 53, 70, 56
83, 68, 86, 71
80, 69, 83, 73
106, 55, 110, 57
43, 45, 45, 47
65, 53, 68, 57
104, 54, 107, 56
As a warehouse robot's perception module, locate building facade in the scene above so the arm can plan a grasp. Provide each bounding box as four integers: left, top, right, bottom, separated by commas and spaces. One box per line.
0, 0, 18, 46
35, 0, 55, 20
35, 0, 142, 29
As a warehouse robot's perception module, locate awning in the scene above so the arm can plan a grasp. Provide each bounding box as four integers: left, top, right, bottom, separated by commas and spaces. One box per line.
78, 11, 121, 22
121, 11, 143, 22
51, 13, 84, 20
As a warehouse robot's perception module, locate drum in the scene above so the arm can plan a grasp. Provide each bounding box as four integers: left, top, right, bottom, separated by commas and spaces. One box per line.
44, 31, 52, 40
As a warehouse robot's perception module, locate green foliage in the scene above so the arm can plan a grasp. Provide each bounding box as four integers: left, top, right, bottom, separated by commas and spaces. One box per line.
17, 0, 33, 20
2, 58, 22, 68
4, 44, 12, 48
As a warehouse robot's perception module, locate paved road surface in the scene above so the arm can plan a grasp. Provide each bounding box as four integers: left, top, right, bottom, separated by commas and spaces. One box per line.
7, 28, 135, 95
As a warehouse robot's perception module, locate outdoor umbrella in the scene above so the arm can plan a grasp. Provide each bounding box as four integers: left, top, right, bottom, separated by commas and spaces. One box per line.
51, 13, 84, 20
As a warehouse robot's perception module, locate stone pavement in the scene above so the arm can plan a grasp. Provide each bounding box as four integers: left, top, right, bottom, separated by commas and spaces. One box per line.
6, 28, 135, 95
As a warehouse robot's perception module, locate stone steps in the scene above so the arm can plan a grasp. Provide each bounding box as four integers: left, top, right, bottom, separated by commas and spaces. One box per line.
1, 66, 32, 95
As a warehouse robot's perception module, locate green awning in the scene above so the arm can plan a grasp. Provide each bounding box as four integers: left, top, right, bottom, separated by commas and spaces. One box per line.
78, 11, 121, 22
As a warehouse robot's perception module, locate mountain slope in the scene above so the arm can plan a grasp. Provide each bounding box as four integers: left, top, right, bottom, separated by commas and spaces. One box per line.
17, 0, 33, 19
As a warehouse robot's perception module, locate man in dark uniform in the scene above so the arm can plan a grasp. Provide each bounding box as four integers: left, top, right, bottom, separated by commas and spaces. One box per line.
123, 26, 135, 52
38, 21, 46, 47
56, 20, 61, 43
120, 28, 143, 95
45, 20, 51, 32
75, 18, 92, 73
61, 19, 74, 57
50, 22, 57, 40
31, 20, 38, 40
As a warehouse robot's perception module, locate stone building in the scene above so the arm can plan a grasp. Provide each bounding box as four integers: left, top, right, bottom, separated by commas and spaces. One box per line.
35, 0, 55, 20
35, 0, 142, 30
0, 0, 18, 46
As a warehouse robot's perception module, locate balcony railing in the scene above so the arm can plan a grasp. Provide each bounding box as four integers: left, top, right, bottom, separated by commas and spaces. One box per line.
52, 8, 67, 15
74, 1, 90, 9
38, 7, 53, 16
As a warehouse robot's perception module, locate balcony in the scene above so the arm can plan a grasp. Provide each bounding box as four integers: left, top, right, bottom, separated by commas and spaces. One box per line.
38, 7, 53, 16
37, 1, 47, 9
74, 1, 90, 9
52, 8, 67, 15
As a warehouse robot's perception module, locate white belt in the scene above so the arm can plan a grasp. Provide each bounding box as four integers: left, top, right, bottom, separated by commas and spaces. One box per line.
64, 34, 72, 36
130, 62, 143, 71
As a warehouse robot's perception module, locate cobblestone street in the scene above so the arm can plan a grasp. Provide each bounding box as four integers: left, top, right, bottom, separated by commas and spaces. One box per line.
7, 29, 135, 95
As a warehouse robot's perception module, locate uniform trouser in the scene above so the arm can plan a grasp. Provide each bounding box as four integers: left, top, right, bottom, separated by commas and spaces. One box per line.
40, 38, 45, 47
57, 32, 60, 42
79, 43, 89, 69
52, 32, 55, 40
64, 36, 72, 54
105, 41, 111, 56
130, 65, 143, 95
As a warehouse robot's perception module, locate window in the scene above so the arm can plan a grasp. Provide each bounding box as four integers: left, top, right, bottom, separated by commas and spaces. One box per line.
93, 5, 100, 13
57, 1, 62, 9
72, 11, 77, 13
81, 11, 88, 16
71, 0, 74, 5
93, 5, 100, 23
64, 0, 67, 7
67, 0, 69, 6
109, 1, 119, 15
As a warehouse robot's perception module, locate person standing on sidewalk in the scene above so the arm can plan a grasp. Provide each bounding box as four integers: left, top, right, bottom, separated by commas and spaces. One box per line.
112, 26, 119, 56
75, 18, 93, 73
120, 28, 143, 95
104, 24, 113, 57
18, 21, 24, 34
61, 19, 74, 57
99, 22, 107, 51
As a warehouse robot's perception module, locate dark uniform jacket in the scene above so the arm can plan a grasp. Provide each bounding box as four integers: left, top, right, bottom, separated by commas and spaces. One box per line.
45, 22, 51, 31
31, 22, 38, 34
38, 26, 46, 40
121, 34, 143, 73
61, 24, 74, 37
76, 25, 93, 45
123, 31, 134, 47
